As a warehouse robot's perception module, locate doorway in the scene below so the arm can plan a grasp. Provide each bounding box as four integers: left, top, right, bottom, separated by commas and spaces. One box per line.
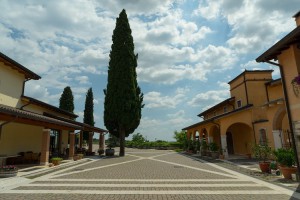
226, 132, 234, 154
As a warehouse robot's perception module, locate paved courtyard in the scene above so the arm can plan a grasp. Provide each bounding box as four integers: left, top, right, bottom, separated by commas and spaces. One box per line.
0, 149, 300, 199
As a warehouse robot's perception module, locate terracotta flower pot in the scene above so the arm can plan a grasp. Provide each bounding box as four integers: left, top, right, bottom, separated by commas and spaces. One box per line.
259, 161, 270, 173
279, 166, 298, 179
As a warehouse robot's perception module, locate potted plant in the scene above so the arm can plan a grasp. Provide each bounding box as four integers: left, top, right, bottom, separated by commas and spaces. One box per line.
51, 157, 63, 166
273, 148, 297, 179
252, 143, 272, 173
98, 149, 105, 155
209, 142, 220, 159
73, 154, 79, 161
0, 165, 18, 178
105, 134, 116, 156
200, 140, 208, 156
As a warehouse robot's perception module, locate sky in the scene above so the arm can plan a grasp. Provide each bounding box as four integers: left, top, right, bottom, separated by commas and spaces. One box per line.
0, 0, 299, 141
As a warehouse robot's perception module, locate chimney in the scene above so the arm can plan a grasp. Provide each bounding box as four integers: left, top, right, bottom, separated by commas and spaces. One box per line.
293, 11, 300, 27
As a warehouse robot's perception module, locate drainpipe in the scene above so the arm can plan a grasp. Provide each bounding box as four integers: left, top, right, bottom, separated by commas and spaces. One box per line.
251, 122, 257, 144
22, 78, 31, 96
244, 72, 249, 105
266, 60, 300, 178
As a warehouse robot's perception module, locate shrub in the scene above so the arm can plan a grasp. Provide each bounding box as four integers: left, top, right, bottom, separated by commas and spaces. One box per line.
209, 142, 219, 152
273, 148, 295, 167
252, 144, 272, 162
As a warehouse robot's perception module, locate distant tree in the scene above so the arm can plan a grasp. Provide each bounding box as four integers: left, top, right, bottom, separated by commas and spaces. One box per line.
132, 133, 146, 144
83, 88, 95, 140
103, 9, 144, 156
173, 130, 188, 149
59, 86, 74, 113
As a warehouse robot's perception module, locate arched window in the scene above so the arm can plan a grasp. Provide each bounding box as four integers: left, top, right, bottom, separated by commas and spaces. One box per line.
259, 129, 267, 145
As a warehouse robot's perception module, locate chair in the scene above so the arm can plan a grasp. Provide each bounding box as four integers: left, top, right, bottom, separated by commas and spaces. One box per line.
32, 153, 40, 163
24, 152, 33, 163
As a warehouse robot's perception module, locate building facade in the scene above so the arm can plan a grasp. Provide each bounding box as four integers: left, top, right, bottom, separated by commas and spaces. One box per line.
183, 70, 290, 158
183, 12, 300, 159
0, 52, 107, 165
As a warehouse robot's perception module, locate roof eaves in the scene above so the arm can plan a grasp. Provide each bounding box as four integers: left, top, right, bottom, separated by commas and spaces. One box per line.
197, 97, 235, 117
22, 96, 78, 118
256, 26, 300, 62
0, 104, 80, 129
0, 52, 41, 80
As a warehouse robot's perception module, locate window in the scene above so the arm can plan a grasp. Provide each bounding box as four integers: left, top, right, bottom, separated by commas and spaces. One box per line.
237, 100, 242, 108
223, 106, 227, 113
259, 129, 267, 145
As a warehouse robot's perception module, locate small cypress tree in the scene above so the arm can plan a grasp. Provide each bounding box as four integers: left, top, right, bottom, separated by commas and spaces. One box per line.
104, 9, 144, 156
59, 86, 74, 113
83, 88, 95, 140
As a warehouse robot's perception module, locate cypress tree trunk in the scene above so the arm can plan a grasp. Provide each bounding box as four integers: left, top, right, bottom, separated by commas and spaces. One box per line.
119, 126, 125, 157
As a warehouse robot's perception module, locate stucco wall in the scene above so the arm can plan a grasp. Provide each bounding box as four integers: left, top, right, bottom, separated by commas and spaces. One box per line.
0, 123, 42, 155
0, 62, 25, 107
278, 45, 300, 122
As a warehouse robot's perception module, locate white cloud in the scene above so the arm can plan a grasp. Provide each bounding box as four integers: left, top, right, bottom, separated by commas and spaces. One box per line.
75, 76, 89, 84
193, 0, 221, 20
188, 90, 230, 108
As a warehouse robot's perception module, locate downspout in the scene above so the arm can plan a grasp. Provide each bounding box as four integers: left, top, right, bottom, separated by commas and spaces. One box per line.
251, 122, 257, 144
20, 102, 31, 110
22, 78, 31, 96
244, 72, 249, 105
265, 83, 270, 103
266, 60, 300, 177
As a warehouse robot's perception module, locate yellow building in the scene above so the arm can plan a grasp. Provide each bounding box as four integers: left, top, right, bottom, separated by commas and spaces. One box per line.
0, 52, 107, 165
183, 12, 300, 159
183, 70, 290, 158
256, 11, 300, 165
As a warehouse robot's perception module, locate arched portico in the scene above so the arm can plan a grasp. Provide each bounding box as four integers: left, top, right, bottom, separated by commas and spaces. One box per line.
209, 125, 221, 147
226, 123, 253, 155
201, 128, 208, 142
272, 106, 291, 149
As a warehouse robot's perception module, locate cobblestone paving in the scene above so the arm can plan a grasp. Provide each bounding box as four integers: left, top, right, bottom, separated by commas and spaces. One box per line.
31, 180, 255, 184
0, 194, 297, 200
155, 153, 230, 174
54, 158, 234, 179
0, 149, 299, 200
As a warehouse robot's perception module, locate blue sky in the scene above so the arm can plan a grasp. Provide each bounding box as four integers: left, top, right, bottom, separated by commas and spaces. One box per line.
0, 0, 298, 141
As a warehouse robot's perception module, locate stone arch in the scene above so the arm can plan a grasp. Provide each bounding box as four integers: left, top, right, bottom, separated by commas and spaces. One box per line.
201, 128, 208, 141
226, 122, 254, 155
273, 106, 287, 130
209, 125, 221, 147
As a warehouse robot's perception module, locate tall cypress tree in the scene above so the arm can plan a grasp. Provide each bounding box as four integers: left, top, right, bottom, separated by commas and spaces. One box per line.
104, 9, 144, 156
83, 88, 95, 140
59, 86, 74, 113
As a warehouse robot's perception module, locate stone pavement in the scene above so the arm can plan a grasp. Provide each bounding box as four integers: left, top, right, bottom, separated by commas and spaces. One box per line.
0, 148, 300, 200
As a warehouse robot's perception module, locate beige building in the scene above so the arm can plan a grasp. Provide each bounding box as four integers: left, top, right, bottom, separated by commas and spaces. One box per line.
0, 52, 107, 165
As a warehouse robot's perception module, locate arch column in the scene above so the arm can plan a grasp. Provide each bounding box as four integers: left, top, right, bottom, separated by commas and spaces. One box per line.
88, 132, 93, 152
69, 132, 75, 159
40, 129, 51, 165
79, 131, 83, 148
221, 134, 229, 158
99, 133, 105, 152
272, 130, 283, 150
